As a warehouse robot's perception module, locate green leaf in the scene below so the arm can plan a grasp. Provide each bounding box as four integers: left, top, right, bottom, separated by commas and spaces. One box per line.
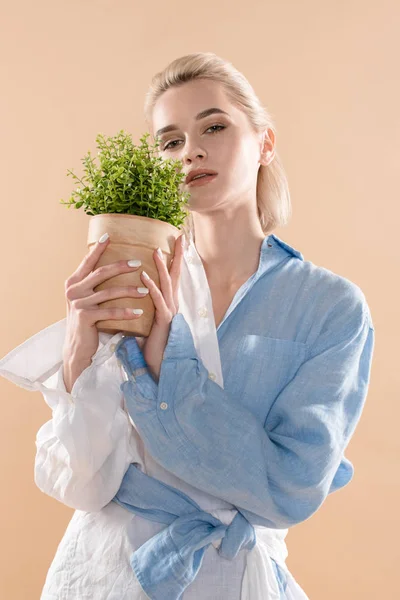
60, 129, 189, 225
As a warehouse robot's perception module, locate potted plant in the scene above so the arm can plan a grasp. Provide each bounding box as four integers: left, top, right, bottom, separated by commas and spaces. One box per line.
60, 130, 190, 338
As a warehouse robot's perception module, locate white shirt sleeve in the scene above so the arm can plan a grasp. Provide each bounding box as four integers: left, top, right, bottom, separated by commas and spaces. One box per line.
0, 319, 146, 513
35, 356, 146, 512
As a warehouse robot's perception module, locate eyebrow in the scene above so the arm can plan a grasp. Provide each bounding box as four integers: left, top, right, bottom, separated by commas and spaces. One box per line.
155, 107, 229, 139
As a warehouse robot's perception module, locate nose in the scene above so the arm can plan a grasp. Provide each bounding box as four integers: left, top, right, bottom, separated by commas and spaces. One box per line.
185, 152, 204, 164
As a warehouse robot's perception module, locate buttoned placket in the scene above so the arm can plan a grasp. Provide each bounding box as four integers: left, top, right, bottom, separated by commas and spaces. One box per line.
117, 237, 279, 408
184, 245, 218, 385
157, 247, 218, 413
113, 236, 278, 404
184, 236, 276, 384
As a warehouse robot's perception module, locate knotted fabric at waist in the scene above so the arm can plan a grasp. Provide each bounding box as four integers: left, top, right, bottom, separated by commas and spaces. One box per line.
112, 463, 256, 600
112, 464, 290, 599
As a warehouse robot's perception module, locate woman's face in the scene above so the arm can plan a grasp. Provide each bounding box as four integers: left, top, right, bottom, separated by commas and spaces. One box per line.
151, 79, 273, 214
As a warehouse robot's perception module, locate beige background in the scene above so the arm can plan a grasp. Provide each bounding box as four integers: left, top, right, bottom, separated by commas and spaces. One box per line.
0, 1, 398, 598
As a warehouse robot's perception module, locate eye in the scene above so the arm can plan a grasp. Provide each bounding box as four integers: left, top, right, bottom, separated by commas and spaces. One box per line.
162, 124, 226, 151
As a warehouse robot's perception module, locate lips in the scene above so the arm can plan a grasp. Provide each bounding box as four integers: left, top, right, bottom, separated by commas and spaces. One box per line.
185, 169, 218, 184
187, 173, 217, 188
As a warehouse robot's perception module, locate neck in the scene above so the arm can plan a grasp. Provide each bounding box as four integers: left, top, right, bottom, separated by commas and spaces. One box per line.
191, 208, 267, 288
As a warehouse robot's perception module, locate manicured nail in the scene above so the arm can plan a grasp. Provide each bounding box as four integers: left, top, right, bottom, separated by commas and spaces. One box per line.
156, 247, 163, 259
98, 233, 109, 243
142, 270, 150, 279
127, 259, 141, 267
137, 287, 149, 294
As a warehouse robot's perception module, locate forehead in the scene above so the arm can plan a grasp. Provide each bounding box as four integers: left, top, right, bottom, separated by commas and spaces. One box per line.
152, 79, 240, 132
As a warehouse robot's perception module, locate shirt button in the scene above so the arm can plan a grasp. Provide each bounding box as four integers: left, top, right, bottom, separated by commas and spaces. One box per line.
160, 402, 168, 410
197, 306, 208, 318
110, 343, 116, 352
208, 372, 216, 381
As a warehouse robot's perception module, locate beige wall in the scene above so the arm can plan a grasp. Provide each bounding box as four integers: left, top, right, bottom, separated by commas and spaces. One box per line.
1, 1, 398, 598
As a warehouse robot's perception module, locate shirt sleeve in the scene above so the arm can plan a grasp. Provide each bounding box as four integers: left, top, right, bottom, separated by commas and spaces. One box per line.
0, 320, 148, 513
33, 358, 147, 513
116, 291, 375, 529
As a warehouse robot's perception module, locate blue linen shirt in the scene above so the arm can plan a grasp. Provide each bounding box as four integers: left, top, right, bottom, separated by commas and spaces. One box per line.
112, 233, 375, 599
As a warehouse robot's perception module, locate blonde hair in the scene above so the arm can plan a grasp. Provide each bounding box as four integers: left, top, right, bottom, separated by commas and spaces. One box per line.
143, 52, 292, 241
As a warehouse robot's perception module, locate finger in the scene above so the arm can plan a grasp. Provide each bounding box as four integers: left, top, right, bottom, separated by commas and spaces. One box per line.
140, 270, 170, 320
153, 247, 175, 310
169, 234, 184, 278
170, 235, 184, 308
67, 236, 110, 286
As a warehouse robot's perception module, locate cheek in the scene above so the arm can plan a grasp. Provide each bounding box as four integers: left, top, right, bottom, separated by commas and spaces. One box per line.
225, 132, 255, 168
227, 146, 256, 185
233, 140, 260, 182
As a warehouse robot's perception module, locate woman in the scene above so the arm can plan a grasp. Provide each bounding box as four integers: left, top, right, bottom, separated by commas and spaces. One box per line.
0, 52, 374, 599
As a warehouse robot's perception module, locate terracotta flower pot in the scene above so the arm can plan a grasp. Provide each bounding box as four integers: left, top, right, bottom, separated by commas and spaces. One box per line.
87, 213, 182, 337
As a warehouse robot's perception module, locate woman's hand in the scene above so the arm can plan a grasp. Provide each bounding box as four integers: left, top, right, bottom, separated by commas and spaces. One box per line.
62, 234, 148, 392
135, 233, 185, 382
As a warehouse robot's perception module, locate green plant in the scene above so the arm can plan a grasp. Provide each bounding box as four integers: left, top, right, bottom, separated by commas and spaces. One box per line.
59, 130, 190, 228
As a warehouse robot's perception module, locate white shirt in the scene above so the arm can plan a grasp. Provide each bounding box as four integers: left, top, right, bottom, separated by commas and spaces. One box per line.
0, 234, 310, 599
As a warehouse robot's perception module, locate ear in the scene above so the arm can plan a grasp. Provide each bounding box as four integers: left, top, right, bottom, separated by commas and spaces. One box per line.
259, 128, 276, 167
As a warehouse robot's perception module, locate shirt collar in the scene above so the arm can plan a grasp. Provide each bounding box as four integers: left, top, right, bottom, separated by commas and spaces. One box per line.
248, 233, 304, 285
97, 233, 305, 363
268, 234, 304, 261
188, 233, 303, 276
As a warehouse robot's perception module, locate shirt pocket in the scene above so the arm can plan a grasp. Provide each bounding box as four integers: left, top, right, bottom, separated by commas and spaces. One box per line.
226, 335, 308, 421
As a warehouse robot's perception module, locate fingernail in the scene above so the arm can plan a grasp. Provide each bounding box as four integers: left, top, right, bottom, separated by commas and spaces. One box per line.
137, 287, 149, 294
142, 270, 150, 279
181, 234, 186, 246
98, 233, 109, 243
156, 247, 163, 259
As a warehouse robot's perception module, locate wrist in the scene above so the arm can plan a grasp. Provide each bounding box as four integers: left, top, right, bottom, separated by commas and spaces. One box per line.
63, 356, 92, 393
147, 365, 160, 384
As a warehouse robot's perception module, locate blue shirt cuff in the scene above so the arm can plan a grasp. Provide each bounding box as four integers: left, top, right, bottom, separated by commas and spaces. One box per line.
163, 313, 198, 361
